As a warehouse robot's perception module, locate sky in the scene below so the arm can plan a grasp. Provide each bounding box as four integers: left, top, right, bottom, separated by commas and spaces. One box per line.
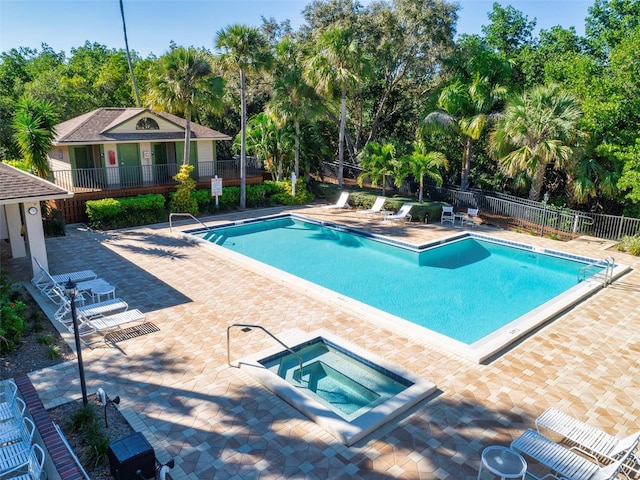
0, 0, 592, 58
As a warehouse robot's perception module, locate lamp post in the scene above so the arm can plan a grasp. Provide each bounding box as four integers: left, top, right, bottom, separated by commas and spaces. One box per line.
65, 278, 88, 406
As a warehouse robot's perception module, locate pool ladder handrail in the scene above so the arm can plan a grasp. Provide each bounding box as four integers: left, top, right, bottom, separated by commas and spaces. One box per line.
578, 256, 615, 287
227, 323, 307, 381
169, 212, 211, 233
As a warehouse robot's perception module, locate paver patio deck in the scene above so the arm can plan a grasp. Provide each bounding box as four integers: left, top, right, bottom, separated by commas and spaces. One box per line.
3, 205, 639, 479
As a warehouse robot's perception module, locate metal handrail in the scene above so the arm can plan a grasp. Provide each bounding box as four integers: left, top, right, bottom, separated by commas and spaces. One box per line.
227, 324, 306, 380
578, 256, 615, 287
169, 213, 210, 232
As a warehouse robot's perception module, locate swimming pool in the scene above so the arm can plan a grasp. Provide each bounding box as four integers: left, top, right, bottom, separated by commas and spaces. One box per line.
189, 214, 627, 362
238, 330, 436, 445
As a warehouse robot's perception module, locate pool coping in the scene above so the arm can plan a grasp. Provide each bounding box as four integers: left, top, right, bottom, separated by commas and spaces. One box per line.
183, 213, 631, 363
233, 329, 438, 446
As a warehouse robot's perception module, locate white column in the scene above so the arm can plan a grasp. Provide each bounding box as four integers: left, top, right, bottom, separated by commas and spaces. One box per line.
4, 203, 27, 258
23, 202, 47, 277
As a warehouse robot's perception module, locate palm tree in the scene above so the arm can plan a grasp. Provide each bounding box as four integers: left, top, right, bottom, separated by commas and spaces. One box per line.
490, 83, 584, 201
267, 38, 321, 180
215, 24, 273, 209
306, 27, 363, 188
423, 73, 506, 191
119, 0, 140, 107
148, 46, 222, 166
357, 141, 396, 196
12, 97, 58, 178
398, 140, 449, 203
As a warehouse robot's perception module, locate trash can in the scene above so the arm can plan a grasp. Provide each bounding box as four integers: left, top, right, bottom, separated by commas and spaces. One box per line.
108, 432, 155, 480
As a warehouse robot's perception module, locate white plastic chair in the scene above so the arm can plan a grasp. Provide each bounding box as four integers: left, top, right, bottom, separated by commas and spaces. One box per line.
462, 208, 480, 228
321, 191, 350, 210
440, 206, 455, 225
0, 417, 35, 474
358, 196, 386, 215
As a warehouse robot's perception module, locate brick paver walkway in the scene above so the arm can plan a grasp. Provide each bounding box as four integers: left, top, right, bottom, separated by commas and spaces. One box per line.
3, 205, 639, 479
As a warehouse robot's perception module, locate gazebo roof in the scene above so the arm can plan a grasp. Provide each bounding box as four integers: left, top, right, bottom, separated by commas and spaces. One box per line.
0, 163, 74, 205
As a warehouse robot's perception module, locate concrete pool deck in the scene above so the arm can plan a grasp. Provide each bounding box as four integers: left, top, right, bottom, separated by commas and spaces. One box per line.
3, 204, 640, 479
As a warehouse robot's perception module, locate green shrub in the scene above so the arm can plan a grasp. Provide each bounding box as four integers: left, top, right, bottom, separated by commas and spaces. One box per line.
86, 194, 166, 229
0, 272, 26, 353
170, 164, 198, 215
269, 179, 315, 205
47, 345, 62, 359
37, 334, 53, 345
69, 403, 111, 467
43, 208, 66, 236
616, 235, 640, 256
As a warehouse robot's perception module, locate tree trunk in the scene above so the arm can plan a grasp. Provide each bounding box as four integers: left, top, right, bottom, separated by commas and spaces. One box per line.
240, 69, 247, 209
419, 176, 424, 203
338, 87, 346, 187
461, 137, 473, 191
120, 0, 140, 107
529, 163, 546, 201
294, 118, 300, 178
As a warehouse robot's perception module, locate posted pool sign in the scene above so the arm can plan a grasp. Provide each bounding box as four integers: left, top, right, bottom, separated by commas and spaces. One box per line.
211, 176, 223, 196
211, 176, 222, 209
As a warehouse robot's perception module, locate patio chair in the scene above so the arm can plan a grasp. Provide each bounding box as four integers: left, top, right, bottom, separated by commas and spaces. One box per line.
51, 287, 128, 324
0, 398, 26, 444
84, 309, 147, 336
0, 443, 44, 480
358, 196, 386, 215
0, 381, 23, 423
0, 417, 35, 474
383, 204, 413, 223
321, 191, 350, 210
511, 429, 638, 480
440, 206, 455, 225
536, 407, 640, 464
461, 208, 480, 228
31, 257, 97, 303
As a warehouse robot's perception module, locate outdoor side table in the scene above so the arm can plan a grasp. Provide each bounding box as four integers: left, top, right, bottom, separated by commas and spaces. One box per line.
477, 446, 527, 480
91, 284, 116, 303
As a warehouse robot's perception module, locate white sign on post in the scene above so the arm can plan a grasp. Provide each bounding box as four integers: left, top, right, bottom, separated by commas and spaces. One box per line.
211, 175, 223, 209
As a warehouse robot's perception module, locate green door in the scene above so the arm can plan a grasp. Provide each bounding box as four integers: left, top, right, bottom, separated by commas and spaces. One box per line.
72, 146, 96, 188
117, 144, 141, 187
152, 143, 171, 183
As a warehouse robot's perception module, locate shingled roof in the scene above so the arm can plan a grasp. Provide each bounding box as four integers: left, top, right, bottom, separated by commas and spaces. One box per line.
54, 108, 231, 144
0, 163, 73, 204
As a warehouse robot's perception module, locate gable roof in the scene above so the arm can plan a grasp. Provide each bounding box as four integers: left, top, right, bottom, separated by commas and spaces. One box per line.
53, 108, 231, 144
0, 163, 73, 204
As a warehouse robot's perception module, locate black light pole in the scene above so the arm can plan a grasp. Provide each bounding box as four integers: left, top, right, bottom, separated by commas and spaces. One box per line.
65, 278, 88, 406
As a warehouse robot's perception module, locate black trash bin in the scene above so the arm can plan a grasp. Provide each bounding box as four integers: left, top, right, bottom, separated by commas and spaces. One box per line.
109, 432, 155, 480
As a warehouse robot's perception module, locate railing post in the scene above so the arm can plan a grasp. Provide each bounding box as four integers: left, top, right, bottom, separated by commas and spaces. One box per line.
616, 214, 625, 241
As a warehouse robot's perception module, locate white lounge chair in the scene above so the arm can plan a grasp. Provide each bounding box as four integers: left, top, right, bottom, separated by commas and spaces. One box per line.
77, 309, 147, 344
440, 206, 455, 225
383, 204, 412, 222
358, 196, 386, 215
322, 191, 350, 210
511, 429, 638, 480
0, 417, 35, 474
462, 208, 480, 228
536, 407, 640, 464
0, 381, 23, 423
0, 398, 26, 444
0, 443, 44, 480
31, 257, 97, 303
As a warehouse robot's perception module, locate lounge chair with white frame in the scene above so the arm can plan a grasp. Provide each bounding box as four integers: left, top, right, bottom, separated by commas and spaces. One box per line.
461, 208, 480, 228
50, 286, 128, 324
358, 196, 386, 215
0, 417, 35, 474
321, 191, 350, 210
0, 398, 26, 445
536, 407, 640, 465
0, 381, 24, 423
0, 443, 44, 480
383, 203, 413, 223
440, 206, 455, 225
31, 257, 97, 301
511, 428, 639, 480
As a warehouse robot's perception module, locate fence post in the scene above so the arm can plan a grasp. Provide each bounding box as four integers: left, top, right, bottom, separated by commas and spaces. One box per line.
616, 214, 625, 241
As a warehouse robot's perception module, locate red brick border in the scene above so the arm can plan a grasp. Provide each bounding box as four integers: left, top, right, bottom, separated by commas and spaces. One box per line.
14, 374, 84, 480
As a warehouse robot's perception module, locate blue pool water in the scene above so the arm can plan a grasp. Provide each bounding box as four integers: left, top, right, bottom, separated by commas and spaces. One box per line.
198, 216, 599, 344
259, 337, 411, 421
